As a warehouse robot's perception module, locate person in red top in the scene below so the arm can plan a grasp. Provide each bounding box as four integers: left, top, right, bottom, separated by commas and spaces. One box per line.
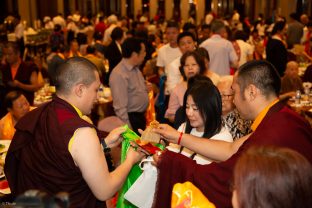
94, 16, 107, 36
152, 60, 312, 208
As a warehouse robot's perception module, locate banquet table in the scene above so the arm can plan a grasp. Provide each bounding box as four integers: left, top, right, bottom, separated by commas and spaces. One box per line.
287, 95, 312, 126
0, 140, 13, 202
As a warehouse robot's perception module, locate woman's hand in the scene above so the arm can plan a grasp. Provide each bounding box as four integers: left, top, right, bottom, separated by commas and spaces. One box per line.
153, 124, 180, 144
105, 126, 126, 148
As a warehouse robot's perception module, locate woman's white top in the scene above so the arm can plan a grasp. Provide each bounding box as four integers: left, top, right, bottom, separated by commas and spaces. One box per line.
167, 122, 233, 165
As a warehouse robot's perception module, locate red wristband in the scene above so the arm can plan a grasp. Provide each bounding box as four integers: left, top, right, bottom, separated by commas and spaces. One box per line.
178, 132, 183, 145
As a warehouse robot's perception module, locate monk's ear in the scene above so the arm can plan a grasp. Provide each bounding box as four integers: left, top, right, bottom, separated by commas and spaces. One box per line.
246, 84, 258, 101
74, 83, 84, 97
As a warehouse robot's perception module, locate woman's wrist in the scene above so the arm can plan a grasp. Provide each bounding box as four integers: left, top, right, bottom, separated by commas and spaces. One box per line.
177, 132, 183, 145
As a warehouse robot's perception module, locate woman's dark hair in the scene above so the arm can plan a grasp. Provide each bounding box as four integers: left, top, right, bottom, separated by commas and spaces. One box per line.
4, 91, 23, 109
234, 146, 312, 208
179, 51, 206, 81
196, 47, 210, 62
271, 20, 286, 36
183, 75, 222, 138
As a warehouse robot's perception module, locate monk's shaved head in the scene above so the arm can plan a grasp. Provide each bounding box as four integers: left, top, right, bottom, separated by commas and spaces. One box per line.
55, 57, 98, 95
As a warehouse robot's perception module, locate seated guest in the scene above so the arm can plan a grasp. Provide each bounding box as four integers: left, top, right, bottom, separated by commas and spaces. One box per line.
2, 42, 40, 105
5, 57, 144, 207
232, 146, 312, 208
33, 55, 49, 87
0, 91, 33, 140
165, 50, 206, 123
280, 61, 303, 97
68, 39, 82, 58
168, 77, 232, 165
152, 60, 312, 208
217, 76, 252, 140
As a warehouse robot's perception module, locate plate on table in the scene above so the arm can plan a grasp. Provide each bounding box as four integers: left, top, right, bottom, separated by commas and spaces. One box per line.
0, 140, 11, 154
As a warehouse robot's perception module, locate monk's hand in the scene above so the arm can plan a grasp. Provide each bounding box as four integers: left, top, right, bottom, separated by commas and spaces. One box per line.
126, 142, 145, 165
153, 124, 180, 144
105, 126, 126, 148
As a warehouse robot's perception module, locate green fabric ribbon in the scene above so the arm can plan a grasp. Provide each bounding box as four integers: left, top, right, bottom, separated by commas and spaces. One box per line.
116, 125, 165, 208
117, 125, 141, 208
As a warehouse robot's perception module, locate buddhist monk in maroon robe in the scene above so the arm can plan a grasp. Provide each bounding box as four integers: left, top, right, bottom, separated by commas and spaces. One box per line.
152, 60, 312, 208
5, 57, 144, 207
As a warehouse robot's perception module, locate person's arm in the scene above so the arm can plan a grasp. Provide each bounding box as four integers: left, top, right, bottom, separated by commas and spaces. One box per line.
13, 71, 40, 92
154, 124, 251, 161
70, 127, 144, 201
301, 51, 312, 62
165, 88, 181, 123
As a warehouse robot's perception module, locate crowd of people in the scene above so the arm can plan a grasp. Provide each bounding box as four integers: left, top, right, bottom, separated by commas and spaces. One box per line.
0, 9, 311, 208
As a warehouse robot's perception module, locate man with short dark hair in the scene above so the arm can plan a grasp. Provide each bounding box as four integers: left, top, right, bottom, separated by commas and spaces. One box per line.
5, 57, 144, 207
156, 21, 181, 77
109, 38, 149, 133
153, 60, 312, 208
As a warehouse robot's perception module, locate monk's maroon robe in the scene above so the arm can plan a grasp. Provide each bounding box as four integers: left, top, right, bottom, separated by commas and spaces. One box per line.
153, 101, 312, 208
5, 96, 107, 208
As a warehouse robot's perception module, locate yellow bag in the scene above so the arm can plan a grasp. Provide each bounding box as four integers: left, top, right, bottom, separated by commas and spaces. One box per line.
171, 182, 216, 208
